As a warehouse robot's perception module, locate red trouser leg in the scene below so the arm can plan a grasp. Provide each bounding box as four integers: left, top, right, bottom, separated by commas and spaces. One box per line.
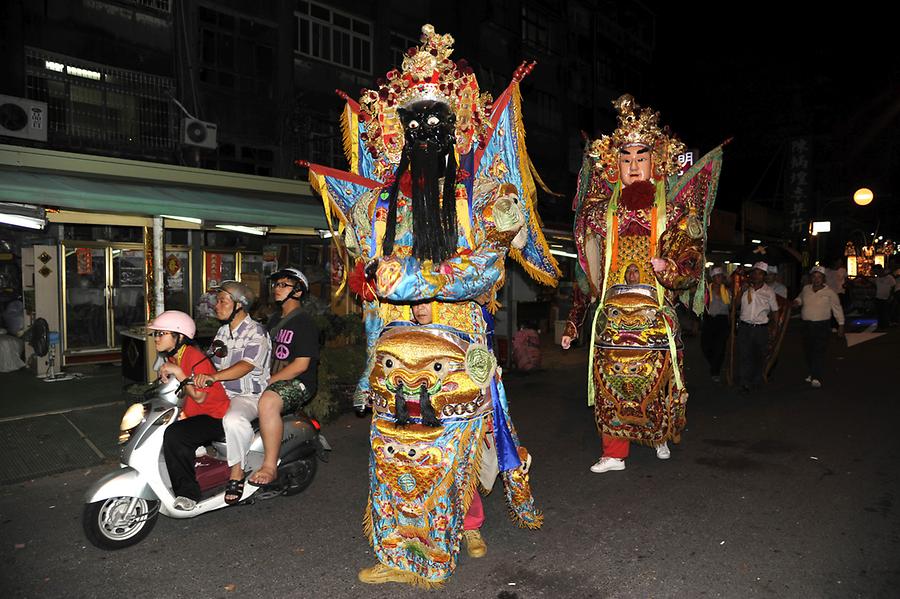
463, 492, 484, 530
602, 434, 630, 459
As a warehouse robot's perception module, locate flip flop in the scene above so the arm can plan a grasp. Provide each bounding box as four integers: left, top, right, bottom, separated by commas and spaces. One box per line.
224, 478, 244, 505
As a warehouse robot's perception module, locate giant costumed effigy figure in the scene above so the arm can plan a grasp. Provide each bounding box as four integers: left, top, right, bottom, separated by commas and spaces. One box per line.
561, 95, 724, 472
300, 25, 560, 588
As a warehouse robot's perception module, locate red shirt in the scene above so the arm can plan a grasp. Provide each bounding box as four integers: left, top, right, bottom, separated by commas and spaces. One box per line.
171, 345, 230, 419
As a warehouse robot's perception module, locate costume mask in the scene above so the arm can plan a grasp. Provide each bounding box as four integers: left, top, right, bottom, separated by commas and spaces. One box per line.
382, 100, 459, 264
618, 145, 652, 186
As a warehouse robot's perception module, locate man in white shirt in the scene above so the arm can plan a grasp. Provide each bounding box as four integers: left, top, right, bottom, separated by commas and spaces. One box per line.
794, 266, 844, 388
736, 262, 779, 391
873, 265, 896, 331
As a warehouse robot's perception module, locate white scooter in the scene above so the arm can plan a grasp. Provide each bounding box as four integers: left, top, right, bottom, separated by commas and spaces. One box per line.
82, 341, 330, 549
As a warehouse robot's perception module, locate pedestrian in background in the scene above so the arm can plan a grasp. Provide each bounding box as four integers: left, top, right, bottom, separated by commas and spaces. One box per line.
826, 259, 848, 312
735, 262, 779, 392
766, 265, 788, 299
701, 266, 731, 383
872, 265, 895, 331
793, 266, 844, 389
892, 268, 900, 325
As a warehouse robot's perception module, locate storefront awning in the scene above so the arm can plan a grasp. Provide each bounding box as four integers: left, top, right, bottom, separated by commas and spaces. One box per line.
0, 144, 326, 229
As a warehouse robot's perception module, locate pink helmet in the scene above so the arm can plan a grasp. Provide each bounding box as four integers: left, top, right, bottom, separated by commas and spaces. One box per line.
148, 310, 196, 339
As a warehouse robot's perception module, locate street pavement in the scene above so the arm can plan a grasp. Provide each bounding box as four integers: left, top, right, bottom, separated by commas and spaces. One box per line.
1, 324, 898, 598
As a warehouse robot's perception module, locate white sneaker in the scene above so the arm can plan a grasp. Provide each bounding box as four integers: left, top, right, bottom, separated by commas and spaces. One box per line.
655, 442, 671, 460
173, 496, 197, 511
810, 379, 822, 389
590, 457, 625, 473
804, 376, 812, 383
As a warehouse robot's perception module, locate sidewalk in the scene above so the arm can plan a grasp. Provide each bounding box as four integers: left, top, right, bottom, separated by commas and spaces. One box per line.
0, 364, 133, 485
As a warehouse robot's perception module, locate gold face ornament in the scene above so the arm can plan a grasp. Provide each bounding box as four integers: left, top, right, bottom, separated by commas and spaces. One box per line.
597, 290, 670, 349
370, 328, 487, 423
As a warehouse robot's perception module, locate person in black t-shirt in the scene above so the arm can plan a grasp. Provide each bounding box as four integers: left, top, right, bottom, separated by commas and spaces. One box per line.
248, 267, 319, 486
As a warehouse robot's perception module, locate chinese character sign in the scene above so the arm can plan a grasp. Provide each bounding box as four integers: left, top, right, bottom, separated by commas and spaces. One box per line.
787, 138, 811, 233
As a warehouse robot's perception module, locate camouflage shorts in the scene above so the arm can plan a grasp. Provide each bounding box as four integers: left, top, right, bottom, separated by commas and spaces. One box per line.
265, 380, 312, 414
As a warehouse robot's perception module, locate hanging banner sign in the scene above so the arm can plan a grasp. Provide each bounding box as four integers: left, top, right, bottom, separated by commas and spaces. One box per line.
205, 252, 223, 288
75, 248, 93, 275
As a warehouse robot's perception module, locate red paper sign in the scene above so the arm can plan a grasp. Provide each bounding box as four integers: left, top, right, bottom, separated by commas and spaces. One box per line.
75, 248, 93, 275
206, 252, 223, 288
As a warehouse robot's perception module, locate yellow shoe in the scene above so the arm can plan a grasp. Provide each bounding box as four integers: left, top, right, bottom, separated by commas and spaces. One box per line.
463, 529, 487, 558
358, 563, 411, 585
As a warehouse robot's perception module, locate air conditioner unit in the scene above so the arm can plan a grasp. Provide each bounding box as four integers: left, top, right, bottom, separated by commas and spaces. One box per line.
181, 117, 218, 149
0, 94, 48, 142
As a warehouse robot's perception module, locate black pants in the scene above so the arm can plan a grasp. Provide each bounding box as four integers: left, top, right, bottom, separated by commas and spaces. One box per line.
701, 314, 730, 376
802, 320, 831, 380
736, 322, 768, 388
163, 415, 224, 501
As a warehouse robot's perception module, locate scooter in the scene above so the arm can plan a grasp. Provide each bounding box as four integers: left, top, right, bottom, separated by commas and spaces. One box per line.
82, 341, 330, 550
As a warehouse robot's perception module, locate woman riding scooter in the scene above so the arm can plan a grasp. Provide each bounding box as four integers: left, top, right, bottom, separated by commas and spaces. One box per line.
150, 310, 230, 511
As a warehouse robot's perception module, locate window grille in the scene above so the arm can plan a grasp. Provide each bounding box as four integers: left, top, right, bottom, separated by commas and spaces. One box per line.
125, 0, 171, 13
25, 47, 176, 152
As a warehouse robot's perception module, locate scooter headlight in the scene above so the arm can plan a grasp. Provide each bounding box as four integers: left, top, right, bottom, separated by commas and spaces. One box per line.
118, 402, 146, 444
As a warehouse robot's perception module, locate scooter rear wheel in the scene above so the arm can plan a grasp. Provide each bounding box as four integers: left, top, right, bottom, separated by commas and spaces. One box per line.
282, 455, 317, 496
83, 496, 159, 550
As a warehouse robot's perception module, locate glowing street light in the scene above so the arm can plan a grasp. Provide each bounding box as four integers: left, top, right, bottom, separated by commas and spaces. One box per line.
853, 188, 874, 206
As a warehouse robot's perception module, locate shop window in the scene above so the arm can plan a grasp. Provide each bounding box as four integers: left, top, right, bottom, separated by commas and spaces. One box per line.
164, 230, 189, 245
63, 225, 143, 243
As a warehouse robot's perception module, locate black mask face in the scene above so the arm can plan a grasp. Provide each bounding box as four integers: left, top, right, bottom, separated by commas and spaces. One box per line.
398, 100, 456, 156
381, 100, 459, 264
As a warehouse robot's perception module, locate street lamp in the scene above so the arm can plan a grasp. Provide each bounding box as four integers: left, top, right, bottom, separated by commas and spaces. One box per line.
853, 188, 874, 206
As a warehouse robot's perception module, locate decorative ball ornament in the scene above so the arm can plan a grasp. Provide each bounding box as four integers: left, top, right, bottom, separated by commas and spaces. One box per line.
397, 473, 417, 493
853, 188, 874, 206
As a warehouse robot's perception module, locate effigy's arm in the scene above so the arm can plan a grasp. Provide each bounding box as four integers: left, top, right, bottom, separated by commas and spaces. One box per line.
563, 270, 594, 339
474, 62, 561, 288
653, 227, 704, 291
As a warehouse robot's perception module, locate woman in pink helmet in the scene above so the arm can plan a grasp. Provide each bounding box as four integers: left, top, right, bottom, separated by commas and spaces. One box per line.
149, 310, 230, 511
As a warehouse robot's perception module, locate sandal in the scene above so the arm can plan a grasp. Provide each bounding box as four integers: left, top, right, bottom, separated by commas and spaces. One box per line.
224, 479, 244, 505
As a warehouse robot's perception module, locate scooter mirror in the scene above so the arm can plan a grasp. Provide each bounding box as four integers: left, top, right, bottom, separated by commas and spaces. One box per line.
209, 339, 228, 358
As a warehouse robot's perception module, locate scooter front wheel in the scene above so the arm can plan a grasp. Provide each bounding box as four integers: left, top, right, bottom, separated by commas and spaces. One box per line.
83, 496, 159, 550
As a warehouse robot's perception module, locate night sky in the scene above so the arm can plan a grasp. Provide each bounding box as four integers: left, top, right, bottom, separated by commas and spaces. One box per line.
647, 8, 899, 228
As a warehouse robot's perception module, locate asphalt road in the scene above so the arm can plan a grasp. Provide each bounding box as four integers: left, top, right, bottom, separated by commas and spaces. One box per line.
1, 328, 898, 598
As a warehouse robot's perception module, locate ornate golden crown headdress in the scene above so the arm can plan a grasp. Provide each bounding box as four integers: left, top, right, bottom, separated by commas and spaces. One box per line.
358, 24, 491, 167
588, 94, 686, 181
